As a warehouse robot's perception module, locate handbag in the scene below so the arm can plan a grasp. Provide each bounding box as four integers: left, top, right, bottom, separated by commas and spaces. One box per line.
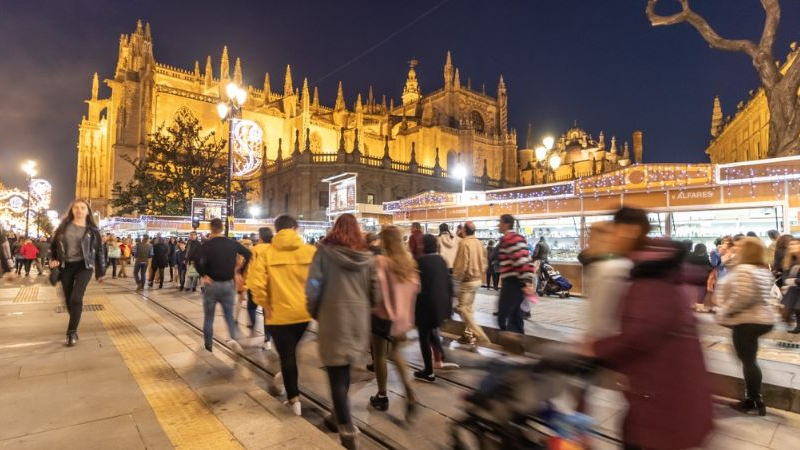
48, 266, 61, 286
187, 263, 198, 278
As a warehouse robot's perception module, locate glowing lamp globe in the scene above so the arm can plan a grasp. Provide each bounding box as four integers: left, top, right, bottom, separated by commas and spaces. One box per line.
453, 164, 467, 179
235, 88, 247, 106
225, 82, 238, 100
543, 136, 555, 150
535, 146, 548, 162
549, 154, 562, 170
217, 103, 229, 119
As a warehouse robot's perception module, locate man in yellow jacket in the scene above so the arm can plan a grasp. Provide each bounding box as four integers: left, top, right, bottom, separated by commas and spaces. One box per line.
246, 214, 316, 416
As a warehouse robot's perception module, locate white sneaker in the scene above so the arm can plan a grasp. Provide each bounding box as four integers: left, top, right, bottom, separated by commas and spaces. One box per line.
262, 340, 272, 351
284, 399, 302, 416
440, 362, 460, 370
270, 372, 286, 396
227, 339, 243, 354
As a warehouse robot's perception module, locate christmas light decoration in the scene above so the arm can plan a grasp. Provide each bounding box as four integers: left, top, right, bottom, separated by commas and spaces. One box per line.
231, 119, 263, 178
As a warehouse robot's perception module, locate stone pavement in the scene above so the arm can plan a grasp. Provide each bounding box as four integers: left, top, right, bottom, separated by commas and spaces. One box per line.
0, 276, 339, 450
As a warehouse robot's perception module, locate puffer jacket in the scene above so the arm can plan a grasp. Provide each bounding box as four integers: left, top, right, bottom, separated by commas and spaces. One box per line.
306, 244, 381, 366
437, 233, 459, 269
248, 230, 316, 325
717, 264, 778, 326
50, 223, 106, 279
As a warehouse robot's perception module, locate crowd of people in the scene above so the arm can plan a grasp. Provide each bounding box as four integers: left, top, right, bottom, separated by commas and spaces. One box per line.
2, 198, 800, 450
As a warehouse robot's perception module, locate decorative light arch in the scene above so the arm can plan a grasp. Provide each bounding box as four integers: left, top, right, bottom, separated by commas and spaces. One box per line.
231, 119, 264, 178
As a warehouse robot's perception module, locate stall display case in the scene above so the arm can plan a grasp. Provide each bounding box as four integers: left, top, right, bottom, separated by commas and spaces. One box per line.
518, 216, 582, 262
670, 206, 783, 249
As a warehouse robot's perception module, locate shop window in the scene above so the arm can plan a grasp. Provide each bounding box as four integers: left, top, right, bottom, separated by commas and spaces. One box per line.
319, 191, 329, 209
366, 194, 375, 205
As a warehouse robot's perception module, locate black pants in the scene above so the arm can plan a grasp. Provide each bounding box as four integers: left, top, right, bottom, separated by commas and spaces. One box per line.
149, 265, 165, 286
108, 258, 118, 278
418, 325, 436, 374
61, 261, 93, 334
268, 322, 309, 399
168, 263, 175, 282
732, 323, 773, 399
326, 365, 352, 425
485, 270, 499, 289
178, 264, 187, 289
23, 259, 33, 275
498, 277, 525, 333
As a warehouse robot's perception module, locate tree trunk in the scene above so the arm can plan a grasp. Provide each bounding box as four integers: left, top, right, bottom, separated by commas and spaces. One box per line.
766, 81, 800, 157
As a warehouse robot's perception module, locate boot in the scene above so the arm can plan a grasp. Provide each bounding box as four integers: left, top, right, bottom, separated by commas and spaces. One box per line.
731, 397, 766, 416
339, 423, 360, 450
66, 331, 78, 347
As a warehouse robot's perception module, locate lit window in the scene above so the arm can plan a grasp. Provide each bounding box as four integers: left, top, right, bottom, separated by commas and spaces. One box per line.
366, 194, 375, 205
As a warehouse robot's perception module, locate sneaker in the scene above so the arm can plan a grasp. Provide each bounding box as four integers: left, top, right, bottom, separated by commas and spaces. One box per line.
270, 372, 286, 396
284, 399, 302, 416
440, 362, 460, 370
369, 394, 389, 411
227, 339, 243, 353
413, 370, 435, 383
204, 343, 213, 352
262, 340, 272, 351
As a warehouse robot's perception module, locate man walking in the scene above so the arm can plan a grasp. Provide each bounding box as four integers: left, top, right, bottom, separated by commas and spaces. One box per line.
452, 222, 490, 345
149, 237, 169, 289
184, 231, 201, 292
408, 222, 424, 259
497, 214, 535, 334
194, 218, 251, 352
0, 224, 17, 281
134, 236, 152, 291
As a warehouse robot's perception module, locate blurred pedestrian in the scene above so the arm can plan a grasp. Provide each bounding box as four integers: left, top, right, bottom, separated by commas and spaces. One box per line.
717, 237, 778, 415
365, 232, 382, 255
167, 236, 178, 282
772, 234, 793, 280
369, 226, 420, 419
437, 223, 458, 270
105, 235, 121, 279
496, 214, 535, 333
20, 239, 38, 276
587, 207, 713, 449
194, 218, 251, 353
35, 237, 50, 275
49, 199, 107, 346
149, 237, 169, 289
0, 223, 16, 281
118, 237, 131, 278
185, 231, 201, 292
245, 227, 275, 349
306, 213, 379, 449
781, 238, 800, 332
685, 243, 713, 312
133, 236, 152, 291
408, 222, 424, 259
415, 234, 454, 381
453, 221, 489, 345
766, 230, 780, 269
175, 241, 187, 291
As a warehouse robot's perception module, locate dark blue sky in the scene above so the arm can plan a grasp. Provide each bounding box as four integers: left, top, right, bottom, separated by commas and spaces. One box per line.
1, 0, 799, 210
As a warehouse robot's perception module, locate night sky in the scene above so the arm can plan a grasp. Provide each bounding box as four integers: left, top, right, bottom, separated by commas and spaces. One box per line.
2, 0, 800, 212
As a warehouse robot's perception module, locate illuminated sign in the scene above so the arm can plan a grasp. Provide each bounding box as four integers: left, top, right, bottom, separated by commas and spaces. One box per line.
191, 198, 228, 222
327, 174, 357, 215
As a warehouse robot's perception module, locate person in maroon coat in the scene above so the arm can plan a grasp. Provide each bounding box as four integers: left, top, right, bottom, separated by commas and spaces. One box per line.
588, 208, 714, 450
407, 222, 425, 260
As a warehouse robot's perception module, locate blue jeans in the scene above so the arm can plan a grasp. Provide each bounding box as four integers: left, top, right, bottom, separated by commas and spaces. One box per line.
134, 262, 148, 286
202, 280, 240, 349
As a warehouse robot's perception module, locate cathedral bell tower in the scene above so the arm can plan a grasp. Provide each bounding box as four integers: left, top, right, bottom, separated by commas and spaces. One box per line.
401, 59, 422, 106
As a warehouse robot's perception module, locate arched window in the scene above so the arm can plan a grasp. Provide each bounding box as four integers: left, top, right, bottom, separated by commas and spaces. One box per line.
469, 111, 485, 132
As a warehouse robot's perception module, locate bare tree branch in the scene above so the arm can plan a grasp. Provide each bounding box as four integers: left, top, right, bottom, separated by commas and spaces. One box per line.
759, 0, 780, 54
646, 0, 758, 56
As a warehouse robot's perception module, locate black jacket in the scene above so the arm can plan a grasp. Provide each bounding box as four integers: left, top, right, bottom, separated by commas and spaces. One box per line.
415, 253, 454, 329
185, 239, 201, 263
153, 242, 170, 268
0, 225, 12, 273
50, 223, 106, 279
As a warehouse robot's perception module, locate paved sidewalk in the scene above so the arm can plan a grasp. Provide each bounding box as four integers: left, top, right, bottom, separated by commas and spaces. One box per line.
0, 276, 339, 450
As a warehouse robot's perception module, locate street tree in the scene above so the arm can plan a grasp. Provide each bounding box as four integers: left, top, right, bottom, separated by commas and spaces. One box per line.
112, 110, 249, 217
34, 209, 53, 237
646, 0, 800, 157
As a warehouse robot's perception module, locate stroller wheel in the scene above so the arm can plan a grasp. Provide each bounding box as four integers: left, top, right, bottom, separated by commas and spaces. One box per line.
565, 292, 571, 298
559, 292, 567, 299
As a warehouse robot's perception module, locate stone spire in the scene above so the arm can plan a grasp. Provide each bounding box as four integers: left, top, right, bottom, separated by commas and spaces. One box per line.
610, 136, 617, 154
283, 64, 293, 97
401, 59, 422, 105
302, 78, 310, 112
454, 68, 461, 90
711, 95, 723, 138
622, 142, 630, 160
220, 46, 230, 84
233, 57, 242, 85
444, 50, 454, 91
525, 122, 534, 149
312, 86, 320, 111
367, 85, 374, 112
144, 21, 151, 40
194, 60, 200, 79
467, 77, 471, 91
91, 72, 99, 100
497, 75, 508, 133
334, 81, 346, 111
204, 56, 213, 87
263, 72, 271, 103
355, 93, 364, 130
381, 95, 387, 113
598, 131, 605, 150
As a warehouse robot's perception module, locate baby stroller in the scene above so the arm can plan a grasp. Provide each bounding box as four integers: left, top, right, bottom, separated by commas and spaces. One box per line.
451, 353, 598, 450
537, 262, 572, 298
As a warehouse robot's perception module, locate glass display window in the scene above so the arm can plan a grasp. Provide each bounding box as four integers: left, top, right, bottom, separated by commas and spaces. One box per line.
518, 216, 582, 262
648, 212, 667, 237
670, 206, 783, 249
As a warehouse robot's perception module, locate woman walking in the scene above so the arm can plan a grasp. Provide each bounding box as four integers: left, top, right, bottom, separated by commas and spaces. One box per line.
717, 236, 778, 415
780, 239, 800, 333
105, 235, 121, 279
369, 226, 420, 418
414, 234, 453, 381
49, 199, 106, 346
306, 213, 379, 450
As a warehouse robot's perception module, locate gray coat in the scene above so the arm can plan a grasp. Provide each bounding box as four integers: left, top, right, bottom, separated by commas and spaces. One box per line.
306, 245, 381, 367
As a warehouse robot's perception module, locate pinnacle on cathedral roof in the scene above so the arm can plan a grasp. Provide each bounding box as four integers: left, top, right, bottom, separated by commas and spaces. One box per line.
284, 64, 293, 96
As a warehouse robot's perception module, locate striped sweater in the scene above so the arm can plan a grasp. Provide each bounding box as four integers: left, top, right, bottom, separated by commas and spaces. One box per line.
498, 231, 535, 283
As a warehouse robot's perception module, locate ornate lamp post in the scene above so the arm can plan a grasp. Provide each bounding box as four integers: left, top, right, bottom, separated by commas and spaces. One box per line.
217, 82, 247, 237
534, 137, 561, 183
21, 160, 37, 237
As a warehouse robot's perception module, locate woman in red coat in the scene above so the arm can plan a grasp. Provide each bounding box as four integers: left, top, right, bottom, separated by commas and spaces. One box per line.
588, 208, 714, 450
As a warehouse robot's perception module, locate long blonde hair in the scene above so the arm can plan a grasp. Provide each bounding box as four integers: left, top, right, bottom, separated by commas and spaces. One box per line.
380, 226, 417, 281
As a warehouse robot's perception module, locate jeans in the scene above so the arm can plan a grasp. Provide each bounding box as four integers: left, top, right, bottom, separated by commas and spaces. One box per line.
177, 264, 187, 289
118, 257, 127, 278
326, 365, 352, 425
372, 334, 415, 403
246, 293, 270, 341
201, 280, 240, 349
61, 261, 93, 333
134, 262, 148, 286
149, 265, 165, 287
108, 258, 118, 278
268, 322, 309, 399
455, 279, 489, 342
498, 277, 525, 333
23, 259, 33, 275
732, 323, 773, 399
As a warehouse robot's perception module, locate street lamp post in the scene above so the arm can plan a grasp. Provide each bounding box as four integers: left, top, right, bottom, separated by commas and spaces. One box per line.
452, 164, 468, 203
217, 82, 248, 237
21, 160, 37, 238
534, 137, 561, 183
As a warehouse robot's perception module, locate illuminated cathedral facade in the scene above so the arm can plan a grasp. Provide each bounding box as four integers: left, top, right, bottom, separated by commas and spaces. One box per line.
75, 21, 518, 219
